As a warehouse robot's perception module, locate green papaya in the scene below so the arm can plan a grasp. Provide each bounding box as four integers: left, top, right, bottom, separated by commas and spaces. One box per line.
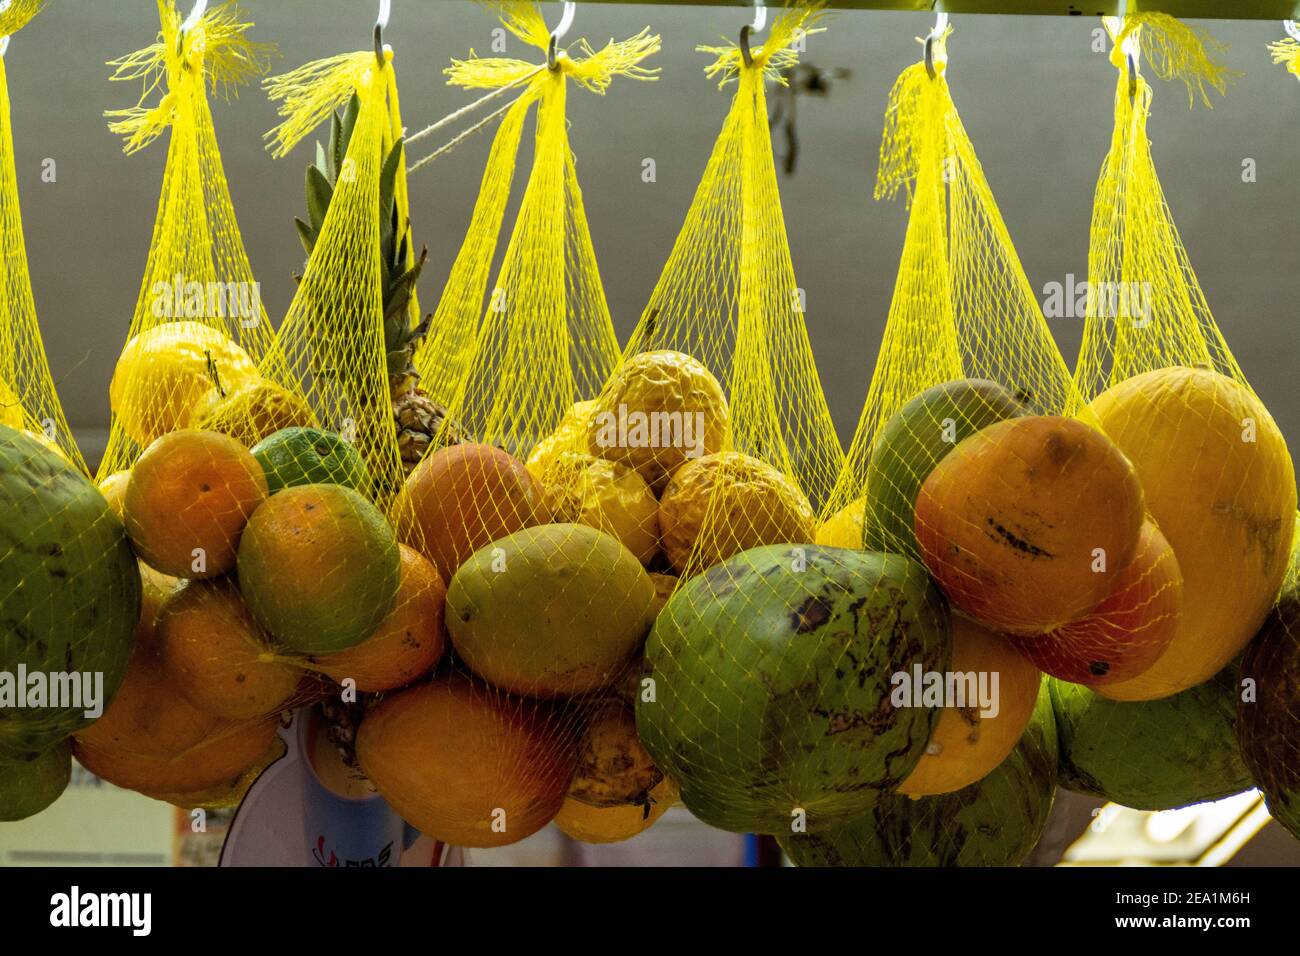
637, 544, 950, 835
0, 737, 72, 821
1238, 571, 1300, 840
780, 682, 1057, 866
1051, 665, 1252, 812
1, 426, 140, 759
864, 379, 1027, 556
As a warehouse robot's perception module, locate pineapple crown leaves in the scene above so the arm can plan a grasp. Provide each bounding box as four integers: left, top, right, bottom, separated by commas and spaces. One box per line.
295, 94, 432, 372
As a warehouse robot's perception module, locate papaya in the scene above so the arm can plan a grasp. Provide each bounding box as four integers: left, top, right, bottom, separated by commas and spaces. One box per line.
1, 426, 141, 759
1088, 367, 1296, 700
914, 415, 1144, 635
355, 674, 576, 848
1051, 665, 1252, 811
446, 523, 656, 698
897, 615, 1041, 797
638, 545, 950, 835
780, 685, 1057, 866
0, 738, 72, 821
1008, 518, 1182, 687
1238, 586, 1300, 841
865, 379, 1027, 558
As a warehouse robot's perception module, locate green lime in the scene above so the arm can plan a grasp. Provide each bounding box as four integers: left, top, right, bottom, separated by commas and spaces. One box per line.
252, 427, 369, 495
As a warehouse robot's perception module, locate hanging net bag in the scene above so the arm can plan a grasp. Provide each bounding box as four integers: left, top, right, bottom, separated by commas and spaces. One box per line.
754, 19, 1074, 866
68, 1, 294, 811
0, 1, 143, 825
1057, 15, 1297, 841
337, 1, 669, 850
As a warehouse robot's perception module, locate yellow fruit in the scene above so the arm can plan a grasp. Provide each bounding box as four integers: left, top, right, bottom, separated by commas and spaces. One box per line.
555, 777, 679, 845
569, 701, 663, 808
98, 471, 131, 521
897, 615, 1042, 796
526, 400, 597, 479
156, 578, 302, 721
194, 380, 316, 448
110, 322, 261, 447
1089, 367, 1297, 700
587, 351, 730, 492
658, 451, 816, 574
538, 452, 660, 566
136, 561, 182, 651
0, 380, 24, 430
816, 496, 867, 549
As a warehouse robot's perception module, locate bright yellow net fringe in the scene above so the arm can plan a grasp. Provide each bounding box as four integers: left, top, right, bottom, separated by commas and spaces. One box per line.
415, 0, 659, 458
97, 0, 280, 482
827, 27, 1078, 525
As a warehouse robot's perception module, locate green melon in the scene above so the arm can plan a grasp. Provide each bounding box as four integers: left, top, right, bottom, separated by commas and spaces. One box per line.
0, 737, 72, 821
864, 379, 1027, 557
1, 425, 140, 760
1238, 564, 1300, 840
780, 682, 1057, 866
637, 544, 951, 835
1051, 665, 1252, 812
251, 426, 369, 495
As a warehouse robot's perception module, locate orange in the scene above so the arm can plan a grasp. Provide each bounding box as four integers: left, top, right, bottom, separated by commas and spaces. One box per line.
156, 578, 302, 721
136, 560, 181, 651
399, 443, 546, 579
124, 429, 268, 578
73, 647, 279, 797
310, 545, 447, 692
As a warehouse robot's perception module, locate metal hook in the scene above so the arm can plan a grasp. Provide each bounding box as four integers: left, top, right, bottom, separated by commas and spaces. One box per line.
375, 0, 391, 66
1285, 20, 1300, 42
176, 0, 208, 57
740, 0, 767, 69
924, 9, 949, 80
547, 1, 576, 72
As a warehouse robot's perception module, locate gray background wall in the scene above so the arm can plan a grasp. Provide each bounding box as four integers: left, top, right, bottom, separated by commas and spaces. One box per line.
6, 1, 1297, 462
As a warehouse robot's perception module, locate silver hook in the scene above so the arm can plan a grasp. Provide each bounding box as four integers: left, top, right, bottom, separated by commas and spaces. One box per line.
924, 9, 949, 79
547, 2, 576, 71
740, 0, 767, 69
176, 0, 208, 57
1285, 20, 1300, 41
375, 0, 391, 66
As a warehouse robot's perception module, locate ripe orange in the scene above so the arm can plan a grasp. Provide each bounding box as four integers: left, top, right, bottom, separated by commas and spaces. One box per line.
124, 429, 268, 578
310, 545, 447, 692
156, 578, 303, 721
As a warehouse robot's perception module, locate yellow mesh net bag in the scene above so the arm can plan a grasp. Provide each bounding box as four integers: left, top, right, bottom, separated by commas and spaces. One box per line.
53, 1, 299, 813
321, 1, 674, 850
742, 19, 1072, 865
1052, 16, 1297, 844
1, 3, 143, 823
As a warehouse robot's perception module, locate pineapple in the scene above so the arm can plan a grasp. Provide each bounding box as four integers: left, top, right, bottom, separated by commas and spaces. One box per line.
297, 95, 463, 474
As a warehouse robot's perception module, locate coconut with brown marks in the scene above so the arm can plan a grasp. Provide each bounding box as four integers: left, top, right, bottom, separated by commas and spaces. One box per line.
638, 544, 950, 835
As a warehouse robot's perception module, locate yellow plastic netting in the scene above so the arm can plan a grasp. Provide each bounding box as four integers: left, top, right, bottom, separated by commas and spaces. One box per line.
60, 2, 304, 813
1, 5, 136, 817
762, 20, 1072, 864
338, 1, 671, 850
1046, 17, 1293, 853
